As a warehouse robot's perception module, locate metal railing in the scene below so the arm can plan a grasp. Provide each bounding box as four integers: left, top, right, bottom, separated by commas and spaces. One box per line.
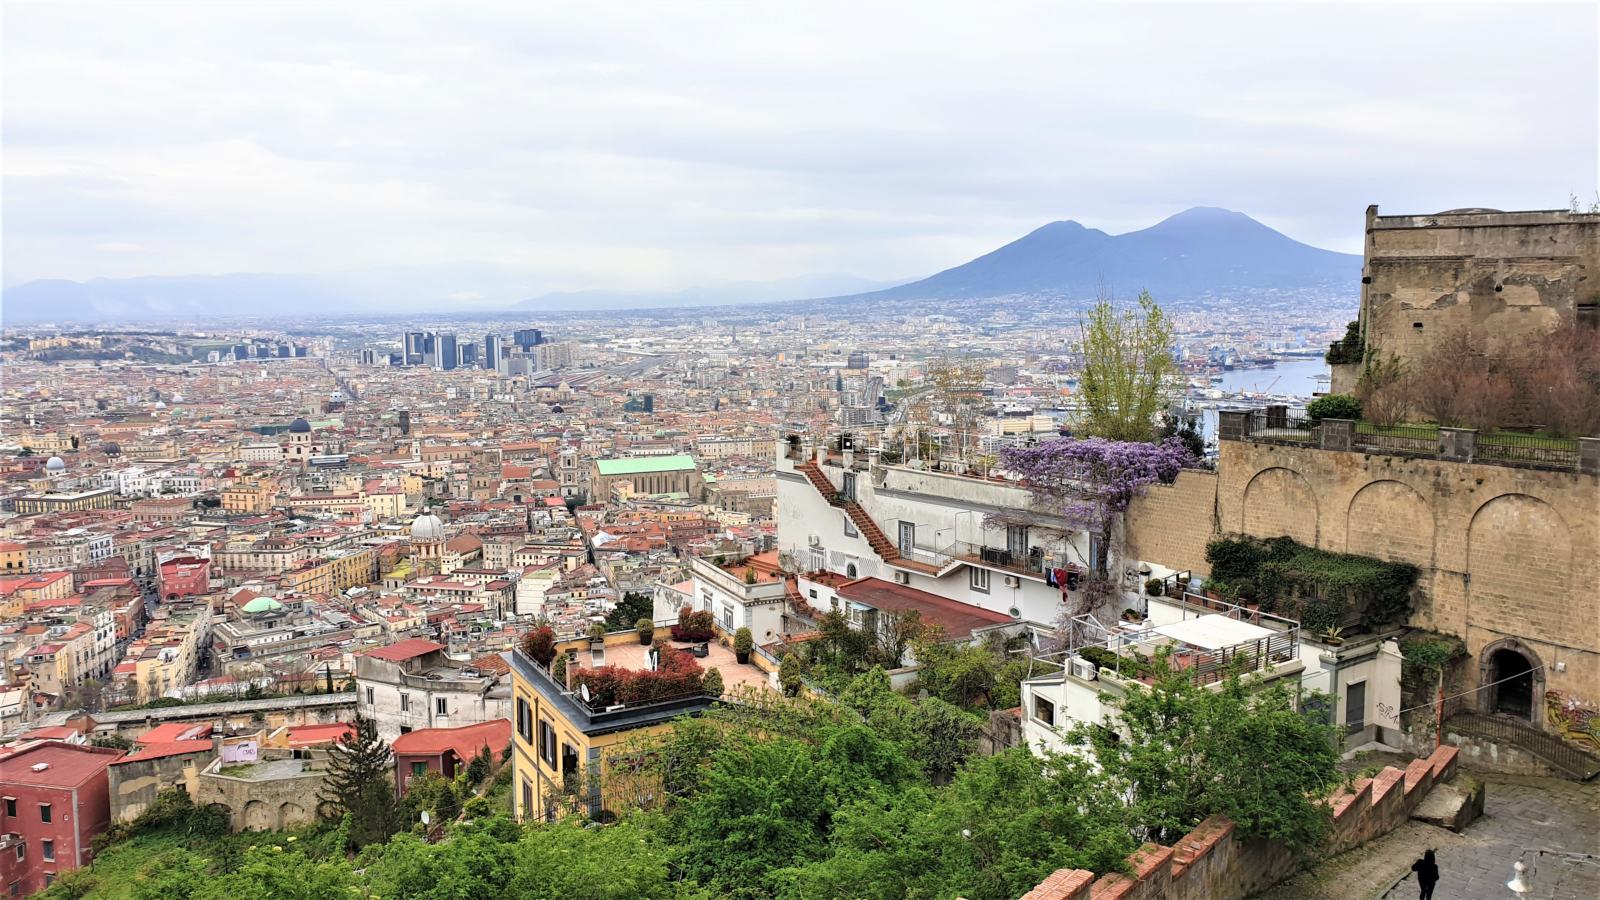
937, 540, 1069, 580
1441, 696, 1600, 781
1247, 410, 1318, 444
1477, 432, 1581, 468
1353, 422, 1438, 456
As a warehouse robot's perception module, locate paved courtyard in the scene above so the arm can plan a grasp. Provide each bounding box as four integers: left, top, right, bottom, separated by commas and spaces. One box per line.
1257, 773, 1599, 899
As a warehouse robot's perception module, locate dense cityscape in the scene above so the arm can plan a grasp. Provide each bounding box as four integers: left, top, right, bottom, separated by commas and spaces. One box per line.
2, 3, 1597, 899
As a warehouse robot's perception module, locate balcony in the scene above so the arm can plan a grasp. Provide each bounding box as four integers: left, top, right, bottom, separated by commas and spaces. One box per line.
938, 540, 1079, 582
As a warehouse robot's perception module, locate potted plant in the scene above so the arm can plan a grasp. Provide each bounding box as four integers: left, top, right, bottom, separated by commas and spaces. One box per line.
635, 617, 655, 645
588, 622, 607, 645
1145, 577, 1164, 597
1320, 625, 1345, 646
733, 627, 753, 664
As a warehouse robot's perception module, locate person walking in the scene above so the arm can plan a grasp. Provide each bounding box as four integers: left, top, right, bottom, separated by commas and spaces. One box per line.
1411, 849, 1440, 899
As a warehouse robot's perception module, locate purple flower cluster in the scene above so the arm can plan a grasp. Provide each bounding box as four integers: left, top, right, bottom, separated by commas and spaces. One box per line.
999, 436, 1196, 529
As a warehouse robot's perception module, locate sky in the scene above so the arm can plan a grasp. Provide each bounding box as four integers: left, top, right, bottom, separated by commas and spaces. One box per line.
3, 1, 1597, 294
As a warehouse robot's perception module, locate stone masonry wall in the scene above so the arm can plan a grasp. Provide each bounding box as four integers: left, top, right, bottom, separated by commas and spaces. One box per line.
1020, 746, 1460, 900
1125, 437, 1600, 718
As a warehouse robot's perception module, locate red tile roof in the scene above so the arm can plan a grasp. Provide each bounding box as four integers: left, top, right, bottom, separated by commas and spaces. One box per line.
361, 638, 446, 661
113, 741, 214, 764
391, 719, 511, 763
285, 723, 354, 747
835, 577, 1015, 639
139, 723, 213, 743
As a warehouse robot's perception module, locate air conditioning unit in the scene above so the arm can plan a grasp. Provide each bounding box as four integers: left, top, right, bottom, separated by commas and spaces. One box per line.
1070, 657, 1098, 681
893, 571, 910, 585
1003, 574, 1021, 588
807, 534, 821, 548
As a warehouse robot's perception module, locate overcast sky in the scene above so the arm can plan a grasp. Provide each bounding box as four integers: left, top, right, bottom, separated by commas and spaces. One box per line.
4, 1, 1597, 292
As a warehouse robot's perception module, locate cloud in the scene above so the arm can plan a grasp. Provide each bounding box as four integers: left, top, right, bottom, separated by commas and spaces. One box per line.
2, 0, 1595, 297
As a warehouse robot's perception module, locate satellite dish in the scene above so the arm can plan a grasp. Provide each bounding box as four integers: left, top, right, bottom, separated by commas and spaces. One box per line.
420, 810, 430, 825
579, 684, 591, 703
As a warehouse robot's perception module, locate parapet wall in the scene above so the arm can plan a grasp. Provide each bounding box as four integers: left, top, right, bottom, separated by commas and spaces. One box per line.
1020, 745, 1460, 900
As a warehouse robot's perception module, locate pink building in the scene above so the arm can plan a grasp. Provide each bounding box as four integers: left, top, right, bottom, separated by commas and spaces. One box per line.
157, 556, 210, 601
0, 742, 121, 896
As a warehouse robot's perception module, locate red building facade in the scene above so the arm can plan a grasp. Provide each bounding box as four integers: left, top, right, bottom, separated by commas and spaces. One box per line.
0, 742, 120, 896
157, 556, 210, 601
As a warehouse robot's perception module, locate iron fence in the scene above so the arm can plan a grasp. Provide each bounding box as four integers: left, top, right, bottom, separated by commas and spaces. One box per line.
1247, 410, 1318, 444
1441, 701, 1600, 781
1353, 422, 1438, 455
1476, 432, 1581, 468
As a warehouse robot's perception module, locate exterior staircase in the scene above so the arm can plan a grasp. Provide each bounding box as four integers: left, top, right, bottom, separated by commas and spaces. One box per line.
797, 460, 938, 575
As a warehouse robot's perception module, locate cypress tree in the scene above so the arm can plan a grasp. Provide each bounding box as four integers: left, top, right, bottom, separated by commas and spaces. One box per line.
318, 714, 402, 848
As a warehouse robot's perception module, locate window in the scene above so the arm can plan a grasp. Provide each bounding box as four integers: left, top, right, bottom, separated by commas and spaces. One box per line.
399, 725, 412, 735
843, 515, 857, 538
809, 548, 824, 571
807, 589, 818, 599
3, 798, 14, 817
9, 880, 18, 897
13, 843, 21, 861
1033, 695, 1055, 726
435, 697, 448, 716
516, 698, 533, 743
364, 686, 374, 705
521, 779, 534, 819
399, 693, 410, 712
411, 762, 428, 777
538, 720, 557, 768
970, 567, 990, 593
40, 841, 53, 862
38, 804, 51, 824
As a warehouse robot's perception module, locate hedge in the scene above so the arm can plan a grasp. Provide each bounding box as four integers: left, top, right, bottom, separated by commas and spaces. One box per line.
1203, 535, 1417, 630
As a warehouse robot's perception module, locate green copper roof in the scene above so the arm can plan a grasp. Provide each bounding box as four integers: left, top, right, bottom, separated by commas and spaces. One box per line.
594, 454, 697, 476
242, 597, 284, 614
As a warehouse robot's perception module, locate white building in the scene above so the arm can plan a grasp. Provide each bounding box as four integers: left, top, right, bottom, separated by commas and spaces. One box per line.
776, 438, 1107, 635
353, 638, 512, 741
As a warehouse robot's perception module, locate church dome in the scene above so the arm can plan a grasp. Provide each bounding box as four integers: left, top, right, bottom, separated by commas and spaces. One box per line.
242, 596, 284, 615
153, 400, 168, 410
411, 510, 446, 542
45, 456, 66, 472
288, 417, 312, 433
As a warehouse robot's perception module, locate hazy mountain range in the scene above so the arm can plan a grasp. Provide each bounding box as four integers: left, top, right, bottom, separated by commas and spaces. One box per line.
1, 208, 1359, 324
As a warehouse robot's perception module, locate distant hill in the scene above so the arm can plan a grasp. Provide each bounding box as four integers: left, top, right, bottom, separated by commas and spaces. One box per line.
850, 207, 1359, 302
0, 263, 536, 325
517, 273, 905, 311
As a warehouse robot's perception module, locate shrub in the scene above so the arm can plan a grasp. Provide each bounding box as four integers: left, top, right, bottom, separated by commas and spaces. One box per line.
572, 649, 704, 708
702, 667, 724, 697
521, 626, 557, 667
1305, 393, 1361, 424
733, 627, 754, 655
550, 652, 567, 686
1144, 577, 1164, 597
778, 654, 803, 697
588, 622, 607, 642
671, 606, 715, 643
1205, 535, 1417, 629
1325, 320, 1363, 365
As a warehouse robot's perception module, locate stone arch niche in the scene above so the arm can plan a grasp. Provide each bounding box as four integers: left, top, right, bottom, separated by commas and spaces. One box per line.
1346, 480, 1435, 569
242, 799, 271, 831
1241, 467, 1319, 546
1466, 493, 1572, 651
1477, 637, 1546, 727
278, 801, 307, 830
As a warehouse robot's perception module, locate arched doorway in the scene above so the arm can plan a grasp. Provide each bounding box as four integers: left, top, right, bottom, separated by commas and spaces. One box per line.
1480, 640, 1542, 724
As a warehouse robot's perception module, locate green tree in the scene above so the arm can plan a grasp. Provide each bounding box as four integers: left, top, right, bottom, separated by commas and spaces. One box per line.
364, 824, 518, 900
702, 667, 724, 697
1076, 291, 1179, 442
506, 817, 687, 899
317, 714, 403, 848
605, 591, 655, 630
779, 654, 804, 697
1079, 653, 1340, 852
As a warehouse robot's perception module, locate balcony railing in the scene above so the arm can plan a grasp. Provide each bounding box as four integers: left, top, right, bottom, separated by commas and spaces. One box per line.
938, 541, 1074, 580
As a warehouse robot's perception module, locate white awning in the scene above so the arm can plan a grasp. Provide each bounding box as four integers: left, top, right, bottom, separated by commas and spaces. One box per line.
1152, 614, 1275, 651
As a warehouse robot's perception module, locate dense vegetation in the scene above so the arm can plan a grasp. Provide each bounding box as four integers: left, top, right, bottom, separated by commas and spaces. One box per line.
47, 656, 1339, 900
1204, 535, 1418, 631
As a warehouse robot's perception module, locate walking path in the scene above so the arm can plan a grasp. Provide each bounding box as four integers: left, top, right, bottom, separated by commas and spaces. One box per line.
1256, 772, 1599, 899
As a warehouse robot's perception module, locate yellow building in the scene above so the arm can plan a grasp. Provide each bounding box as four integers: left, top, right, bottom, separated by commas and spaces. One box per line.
0, 542, 26, 575
280, 548, 378, 596
508, 630, 770, 822
221, 478, 275, 515
13, 489, 116, 514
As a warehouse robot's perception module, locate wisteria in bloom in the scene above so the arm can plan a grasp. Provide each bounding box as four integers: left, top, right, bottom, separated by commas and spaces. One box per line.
999, 436, 1197, 532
